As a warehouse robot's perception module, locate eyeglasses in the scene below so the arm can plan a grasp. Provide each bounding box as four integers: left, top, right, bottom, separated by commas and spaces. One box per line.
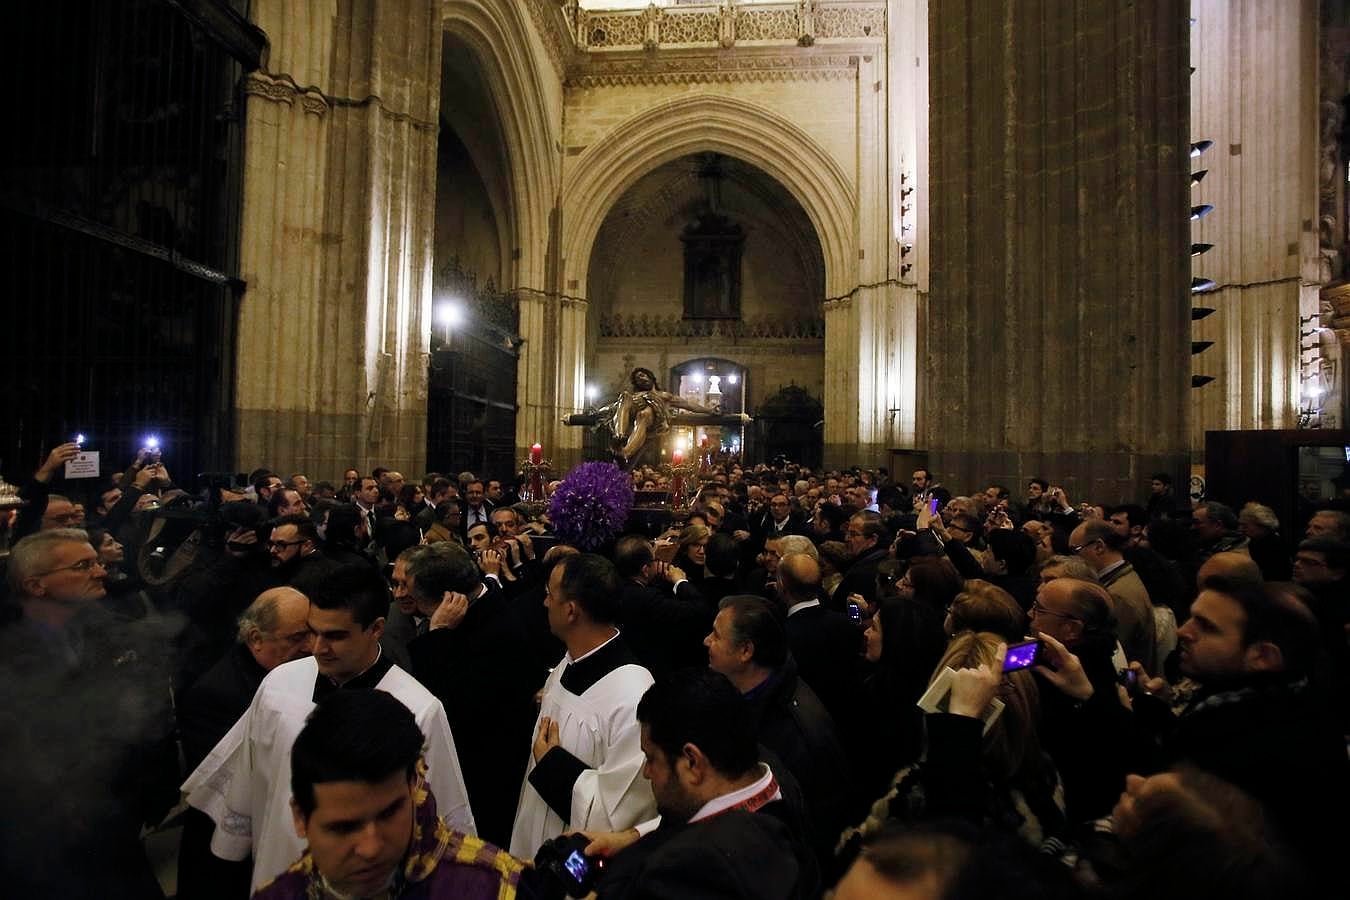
35, 557, 104, 576
1069, 538, 1102, 554
1031, 601, 1081, 622
268, 539, 307, 550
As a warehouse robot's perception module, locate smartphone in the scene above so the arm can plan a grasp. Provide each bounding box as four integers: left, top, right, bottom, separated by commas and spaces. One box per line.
73, 433, 86, 447
1115, 668, 1138, 689
847, 601, 862, 622
1002, 639, 1043, 672
927, 497, 940, 515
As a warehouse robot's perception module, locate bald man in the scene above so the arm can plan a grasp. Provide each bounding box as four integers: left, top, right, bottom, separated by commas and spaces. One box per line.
178, 586, 314, 899
1195, 551, 1263, 589
776, 552, 862, 734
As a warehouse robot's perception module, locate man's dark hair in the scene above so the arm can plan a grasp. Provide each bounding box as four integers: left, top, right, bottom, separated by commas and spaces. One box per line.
816, 502, 847, 533
851, 509, 888, 544
291, 689, 424, 820
251, 470, 278, 495
985, 484, 1010, 501
430, 477, 454, 498
1151, 472, 1173, 487
630, 366, 659, 390
1028, 478, 1050, 492
271, 513, 318, 543
1297, 538, 1350, 572
314, 480, 335, 495
558, 553, 622, 624
718, 595, 786, 668
1199, 576, 1323, 678
636, 669, 757, 780
987, 529, 1037, 575
404, 543, 479, 603
371, 467, 390, 481
912, 468, 931, 482
219, 500, 268, 531
1196, 501, 1238, 532
1109, 504, 1148, 528
324, 504, 362, 550
705, 533, 740, 578
614, 535, 655, 579
305, 564, 389, 628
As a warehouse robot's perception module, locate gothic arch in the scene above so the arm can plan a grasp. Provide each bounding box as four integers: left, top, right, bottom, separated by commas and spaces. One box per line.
562, 94, 857, 300
441, 1, 560, 291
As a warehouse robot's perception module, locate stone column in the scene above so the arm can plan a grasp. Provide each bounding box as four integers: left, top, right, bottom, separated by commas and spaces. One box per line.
234, 0, 441, 479
925, 0, 1191, 502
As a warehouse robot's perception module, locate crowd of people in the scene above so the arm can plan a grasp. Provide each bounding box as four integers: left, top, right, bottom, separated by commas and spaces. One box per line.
1, 442, 1347, 899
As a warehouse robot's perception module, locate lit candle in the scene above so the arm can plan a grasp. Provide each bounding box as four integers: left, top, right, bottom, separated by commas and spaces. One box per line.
700, 435, 709, 449
530, 443, 542, 464
672, 449, 684, 466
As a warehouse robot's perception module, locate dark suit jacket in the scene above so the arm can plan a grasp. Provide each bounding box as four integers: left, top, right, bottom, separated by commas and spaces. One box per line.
746, 657, 850, 866
598, 802, 810, 900
620, 578, 716, 679
830, 546, 889, 610
783, 604, 862, 738
408, 582, 542, 846
177, 643, 266, 900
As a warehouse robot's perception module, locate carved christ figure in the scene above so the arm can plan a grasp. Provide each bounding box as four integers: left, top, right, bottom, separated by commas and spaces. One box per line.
602, 367, 727, 468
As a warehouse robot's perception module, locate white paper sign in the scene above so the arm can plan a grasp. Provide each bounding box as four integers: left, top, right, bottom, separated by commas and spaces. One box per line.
64, 451, 100, 479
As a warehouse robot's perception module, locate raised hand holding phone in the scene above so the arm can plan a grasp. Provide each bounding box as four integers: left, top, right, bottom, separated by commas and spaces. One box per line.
1032, 632, 1094, 701
948, 642, 1006, 718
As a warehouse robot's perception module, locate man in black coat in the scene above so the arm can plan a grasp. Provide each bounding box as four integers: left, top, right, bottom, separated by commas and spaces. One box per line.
614, 535, 715, 679
775, 552, 862, 741
831, 510, 890, 609
177, 586, 314, 900
1132, 576, 1350, 888
404, 541, 543, 847
706, 595, 850, 868
588, 669, 817, 900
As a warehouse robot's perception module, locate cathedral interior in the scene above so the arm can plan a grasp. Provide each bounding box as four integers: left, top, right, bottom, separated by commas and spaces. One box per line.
4, 0, 1350, 504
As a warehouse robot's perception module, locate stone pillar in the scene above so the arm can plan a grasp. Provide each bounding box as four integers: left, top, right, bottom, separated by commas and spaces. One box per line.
825, 47, 925, 470
926, 1, 1191, 502
234, 0, 441, 479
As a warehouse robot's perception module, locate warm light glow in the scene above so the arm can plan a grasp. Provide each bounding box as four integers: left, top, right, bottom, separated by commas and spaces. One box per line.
727, 373, 739, 385
1304, 384, 1324, 399
690, 372, 704, 384
586, 383, 599, 401
436, 302, 464, 327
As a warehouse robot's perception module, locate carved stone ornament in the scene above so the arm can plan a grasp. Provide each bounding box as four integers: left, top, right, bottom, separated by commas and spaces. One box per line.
242, 72, 296, 105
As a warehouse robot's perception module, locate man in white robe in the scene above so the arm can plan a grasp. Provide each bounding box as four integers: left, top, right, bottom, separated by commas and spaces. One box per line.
182, 565, 475, 892
510, 553, 657, 858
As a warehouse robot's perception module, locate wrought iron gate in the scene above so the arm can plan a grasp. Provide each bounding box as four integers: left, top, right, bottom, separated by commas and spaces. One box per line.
0, 0, 262, 485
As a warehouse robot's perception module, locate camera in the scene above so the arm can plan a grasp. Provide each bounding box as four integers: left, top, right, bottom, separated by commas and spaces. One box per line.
1115, 668, 1138, 689
532, 833, 602, 899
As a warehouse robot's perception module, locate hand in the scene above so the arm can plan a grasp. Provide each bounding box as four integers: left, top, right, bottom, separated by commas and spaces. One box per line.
581, 828, 641, 858
148, 463, 171, 488
732, 529, 750, 542
36, 443, 80, 482
516, 532, 535, 560
504, 539, 522, 566
430, 591, 469, 631
132, 465, 157, 490
394, 506, 410, 521
533, 716, 561, 762
1032, 633, 1094, 701
665, 564, 687, 584
1129, 661, 1170, 700
479, 548, 504, 576
947, 643, 1006, 719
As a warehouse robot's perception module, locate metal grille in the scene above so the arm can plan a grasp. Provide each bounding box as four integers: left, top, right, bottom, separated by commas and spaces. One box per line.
0, 0, 261, 487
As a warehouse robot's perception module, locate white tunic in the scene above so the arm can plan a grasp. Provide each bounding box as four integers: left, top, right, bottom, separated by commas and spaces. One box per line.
182, 656, 476, 892
509, 656, 656, 859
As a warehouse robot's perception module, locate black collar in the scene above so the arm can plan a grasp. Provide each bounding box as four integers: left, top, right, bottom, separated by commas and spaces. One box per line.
312, 649, 395, 702
560, 634, 640, 695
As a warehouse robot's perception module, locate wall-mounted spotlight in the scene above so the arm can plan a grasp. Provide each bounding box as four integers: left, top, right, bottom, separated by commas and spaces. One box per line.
1191, 340, 1214, 355
1191, 307, 1216, 321
1191, 277, 1218, 293
1190, 243, 1214, 257
1190, 204, 1214, 221
1192, 375, 1215, 388
1190, 169, 1208, 186
1189, 140, 1213, 158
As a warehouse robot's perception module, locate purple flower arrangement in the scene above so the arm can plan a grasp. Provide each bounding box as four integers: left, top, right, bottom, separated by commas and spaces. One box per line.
548, 461, 634, 551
